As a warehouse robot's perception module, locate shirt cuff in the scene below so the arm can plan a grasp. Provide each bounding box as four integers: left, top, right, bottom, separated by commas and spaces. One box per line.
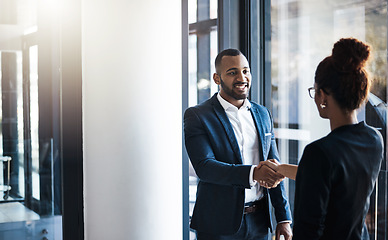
249, 165, 257, 187
278, 220, 292, 224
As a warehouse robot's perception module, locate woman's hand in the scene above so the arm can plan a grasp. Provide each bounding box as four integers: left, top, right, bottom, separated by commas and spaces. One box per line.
254, 160, 285, 188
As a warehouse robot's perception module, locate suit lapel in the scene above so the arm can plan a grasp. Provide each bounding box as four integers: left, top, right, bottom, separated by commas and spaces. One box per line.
249, 105, 266, 162
250, 104, 270, 199
211, 96, 243, 164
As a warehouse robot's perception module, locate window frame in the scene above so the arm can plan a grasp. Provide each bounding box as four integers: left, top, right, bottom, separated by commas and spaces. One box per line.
60, 0, 84, 239
182, 1, 248, 239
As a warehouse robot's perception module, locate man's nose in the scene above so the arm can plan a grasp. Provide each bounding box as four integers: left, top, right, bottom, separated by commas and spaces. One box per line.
236, 71, 248, 81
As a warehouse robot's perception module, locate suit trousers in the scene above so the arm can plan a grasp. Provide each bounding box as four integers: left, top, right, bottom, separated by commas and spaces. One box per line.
196, 205, 269, 240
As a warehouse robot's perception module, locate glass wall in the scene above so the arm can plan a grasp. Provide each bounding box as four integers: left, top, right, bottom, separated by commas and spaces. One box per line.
0, 0, 63, 238
270, 0, 387, 238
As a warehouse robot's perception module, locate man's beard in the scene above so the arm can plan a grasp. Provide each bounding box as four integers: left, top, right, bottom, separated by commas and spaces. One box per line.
220, 78, 249, 100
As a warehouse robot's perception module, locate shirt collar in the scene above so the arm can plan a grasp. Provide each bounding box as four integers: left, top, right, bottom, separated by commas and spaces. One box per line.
217, 92, 251, 111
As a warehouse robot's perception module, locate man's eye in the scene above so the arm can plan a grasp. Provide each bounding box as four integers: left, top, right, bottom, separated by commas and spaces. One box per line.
243, 70, 250, 74
228, 72, 236, 75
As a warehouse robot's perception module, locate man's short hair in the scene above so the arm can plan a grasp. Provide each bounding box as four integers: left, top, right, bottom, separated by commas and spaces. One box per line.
215, 48, 242, 73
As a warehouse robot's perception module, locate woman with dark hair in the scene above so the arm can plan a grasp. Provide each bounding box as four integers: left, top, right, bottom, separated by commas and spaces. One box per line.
291, 38, 384, 240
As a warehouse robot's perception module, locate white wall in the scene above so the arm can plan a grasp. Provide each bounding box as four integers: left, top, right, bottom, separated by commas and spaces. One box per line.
82, 0, 182, 239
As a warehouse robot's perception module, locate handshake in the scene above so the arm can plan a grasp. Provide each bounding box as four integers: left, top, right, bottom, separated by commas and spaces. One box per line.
253, 160, 298, 189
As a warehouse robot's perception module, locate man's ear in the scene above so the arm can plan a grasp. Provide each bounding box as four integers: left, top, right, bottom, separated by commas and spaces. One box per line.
213, 73, 220, 85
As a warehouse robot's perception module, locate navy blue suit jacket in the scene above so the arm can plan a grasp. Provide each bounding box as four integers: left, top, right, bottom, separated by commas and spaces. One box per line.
184, 94, 292, 235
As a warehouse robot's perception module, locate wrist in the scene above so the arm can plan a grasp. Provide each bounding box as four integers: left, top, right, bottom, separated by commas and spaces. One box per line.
253, 166, 260, 181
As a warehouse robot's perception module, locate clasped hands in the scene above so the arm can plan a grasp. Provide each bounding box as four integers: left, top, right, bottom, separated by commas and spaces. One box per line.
253, 159, 284, 189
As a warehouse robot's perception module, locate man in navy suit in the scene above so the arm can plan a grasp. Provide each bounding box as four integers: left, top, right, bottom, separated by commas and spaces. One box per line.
184, 49, 292, 240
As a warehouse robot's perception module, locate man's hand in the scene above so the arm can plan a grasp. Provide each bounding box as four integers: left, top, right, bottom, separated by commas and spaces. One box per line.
253, 160, 285, 188
259, 159, 280, 171
259, 159, 298, 181
276, 222, 292, 240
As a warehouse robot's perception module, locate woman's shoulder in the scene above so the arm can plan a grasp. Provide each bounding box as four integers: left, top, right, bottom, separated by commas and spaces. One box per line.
300, 136, 334, 165
302, 138, 328, 159
305, 136, 331, 151
362, 123, 384, 151
298, 139, 333, 174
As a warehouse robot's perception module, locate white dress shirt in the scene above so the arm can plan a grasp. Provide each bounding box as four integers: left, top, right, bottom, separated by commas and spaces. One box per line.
217, 93, 263, 203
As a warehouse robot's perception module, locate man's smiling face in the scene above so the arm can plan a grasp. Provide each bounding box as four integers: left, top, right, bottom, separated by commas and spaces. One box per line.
214, 54, 251, 107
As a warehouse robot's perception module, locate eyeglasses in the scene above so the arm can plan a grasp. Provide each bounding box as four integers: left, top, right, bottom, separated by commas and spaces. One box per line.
308, 87, 315, 99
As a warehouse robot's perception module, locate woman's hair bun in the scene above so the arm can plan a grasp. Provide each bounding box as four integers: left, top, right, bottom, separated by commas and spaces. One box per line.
331, 38, 370, 72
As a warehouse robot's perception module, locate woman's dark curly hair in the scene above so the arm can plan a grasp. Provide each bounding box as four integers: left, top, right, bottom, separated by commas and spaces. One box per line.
315, 38, 371, 112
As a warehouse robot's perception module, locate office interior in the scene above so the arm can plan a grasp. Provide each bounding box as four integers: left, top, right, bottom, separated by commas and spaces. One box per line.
0, 0, 386, 239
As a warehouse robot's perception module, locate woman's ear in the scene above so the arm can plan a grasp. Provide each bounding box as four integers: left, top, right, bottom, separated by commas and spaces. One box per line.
213, 73, 221, 85
317, 89, 329, 109
319, 89, 328, 102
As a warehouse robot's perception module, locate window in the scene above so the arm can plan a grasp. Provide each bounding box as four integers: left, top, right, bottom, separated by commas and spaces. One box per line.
187, 1, 218, 239
0, 0, 84, 239
188, 0, 218, 106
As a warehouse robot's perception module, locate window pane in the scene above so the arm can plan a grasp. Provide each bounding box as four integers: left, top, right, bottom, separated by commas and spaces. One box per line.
189, 29, 218, 106
188, 0, 197, 24
0, 51, 24, 201
188, 34, 198, 107
29, 45, 39, 200
210, 30, 218, 95
189, 0, 217, 23
210, 0, 217, 19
